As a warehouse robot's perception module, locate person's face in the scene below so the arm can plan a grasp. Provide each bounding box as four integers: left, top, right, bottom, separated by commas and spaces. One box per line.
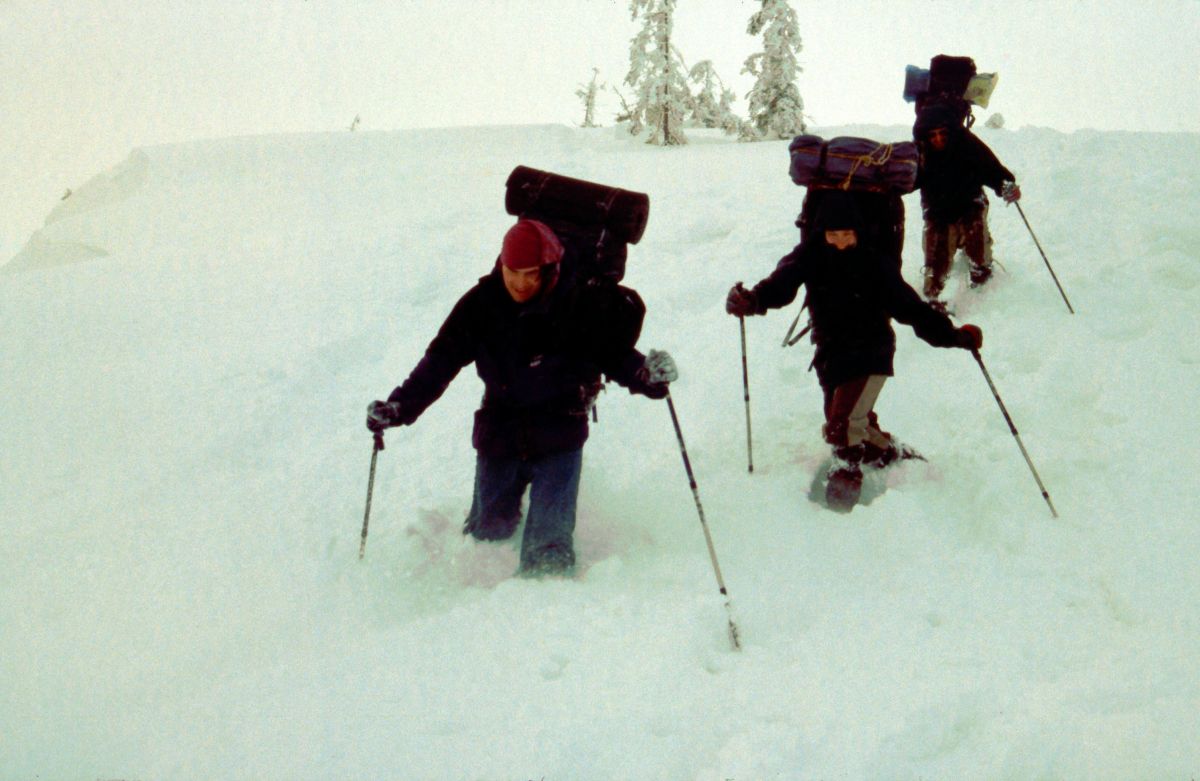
825, 229, 858, 251
501, 263, 543, 302
927, 127, 949, 151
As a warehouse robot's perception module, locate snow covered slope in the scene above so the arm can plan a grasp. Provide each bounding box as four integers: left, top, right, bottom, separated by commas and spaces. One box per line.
3, 124, 1198, 779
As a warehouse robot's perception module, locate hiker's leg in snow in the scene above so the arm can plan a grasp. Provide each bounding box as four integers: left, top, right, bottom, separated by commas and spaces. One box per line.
824, 375, 888, 449
964, 203, 994, 285
518, 447, 582, 574
922, 220, 953, 300
464, 454, 527, 541
864, 410, 894, 450
821, 376, 889, 509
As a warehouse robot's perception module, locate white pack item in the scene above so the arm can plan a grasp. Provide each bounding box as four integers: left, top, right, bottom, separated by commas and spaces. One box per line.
964, 72, 999, 108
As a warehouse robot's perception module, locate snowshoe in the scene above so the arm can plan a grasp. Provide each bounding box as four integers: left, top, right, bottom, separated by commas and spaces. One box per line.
823, 445, 866, 512
863, 441, 925, 469
824, 462, 863, 512
809, 442, 930, 511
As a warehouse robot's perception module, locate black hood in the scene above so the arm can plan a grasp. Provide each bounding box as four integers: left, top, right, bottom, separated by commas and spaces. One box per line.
913, 103, 961, 139
812, 190, 864, 234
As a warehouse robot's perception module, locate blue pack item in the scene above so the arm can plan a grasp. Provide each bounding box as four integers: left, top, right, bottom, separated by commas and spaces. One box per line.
788, 135, 920, 195
903, 65, 931, 103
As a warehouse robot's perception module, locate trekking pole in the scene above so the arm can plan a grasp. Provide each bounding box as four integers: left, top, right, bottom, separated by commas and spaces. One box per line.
786, 321, 813, 348
359, 432, 385, 560
1013, 201, 1075, 314
665, 392, 742, 650
739, 316, 753, 474
970, 349, 1058, 518
781, 300, 811, 348
781, 308, 804, 347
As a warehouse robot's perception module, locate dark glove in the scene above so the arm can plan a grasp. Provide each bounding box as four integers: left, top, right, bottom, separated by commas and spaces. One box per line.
956, 324, 983, 351
634, 349, 677, 399
1001, 181, 1021, 204
725, 283, 762, 317
366, 400, 404, 432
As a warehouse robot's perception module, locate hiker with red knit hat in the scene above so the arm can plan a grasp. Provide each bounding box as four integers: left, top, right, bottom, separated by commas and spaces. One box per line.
366, 218, 675, 575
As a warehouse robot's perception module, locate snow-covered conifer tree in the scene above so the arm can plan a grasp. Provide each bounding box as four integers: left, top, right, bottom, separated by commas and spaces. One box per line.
625, 0, 690, 145
576, 68, 604, 128
687, 60, 745, 136
742, 0, 807, 140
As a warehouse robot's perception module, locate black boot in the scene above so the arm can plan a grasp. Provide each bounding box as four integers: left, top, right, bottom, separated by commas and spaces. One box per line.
862, 441, 899, 468
862, 440, 924, 468
969, 263, 993, 288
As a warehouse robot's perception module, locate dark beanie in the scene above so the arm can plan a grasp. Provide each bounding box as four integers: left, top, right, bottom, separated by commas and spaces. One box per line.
500, 219, 564, 270
813, 191, 863, 233
914, 103, 959, 138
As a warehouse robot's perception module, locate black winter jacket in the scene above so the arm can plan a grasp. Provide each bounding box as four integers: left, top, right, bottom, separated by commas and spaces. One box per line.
751, 241, 961, 389
917, 130, 1015, 223
387, 267, 650, 459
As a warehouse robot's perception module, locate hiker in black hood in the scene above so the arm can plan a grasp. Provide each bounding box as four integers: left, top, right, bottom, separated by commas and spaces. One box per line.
366, 219, 676, 576
725, 191, 983, 486
914, 102, 1021, 307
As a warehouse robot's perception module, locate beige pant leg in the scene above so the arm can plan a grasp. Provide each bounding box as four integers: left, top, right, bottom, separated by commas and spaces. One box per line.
845, 375, 888, 447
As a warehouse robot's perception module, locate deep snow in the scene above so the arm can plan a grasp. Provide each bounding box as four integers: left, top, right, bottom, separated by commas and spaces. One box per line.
2, 123, 1198, 780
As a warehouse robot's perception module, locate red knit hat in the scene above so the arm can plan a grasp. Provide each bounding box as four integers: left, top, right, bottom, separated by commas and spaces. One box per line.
500, 219, 564, 270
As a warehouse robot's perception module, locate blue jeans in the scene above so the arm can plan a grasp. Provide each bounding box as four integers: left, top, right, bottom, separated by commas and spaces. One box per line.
463, 448, 582, 573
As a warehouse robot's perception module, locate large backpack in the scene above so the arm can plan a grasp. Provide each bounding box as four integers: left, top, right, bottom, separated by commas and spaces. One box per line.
787, 135, 913, 266
788, 135, 919, 195
903, 54, 998, 129
505, 165, 648, 286
503, 166, 650, 377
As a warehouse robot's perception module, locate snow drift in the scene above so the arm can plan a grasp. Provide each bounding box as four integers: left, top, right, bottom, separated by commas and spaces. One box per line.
3, 123, 1198, 779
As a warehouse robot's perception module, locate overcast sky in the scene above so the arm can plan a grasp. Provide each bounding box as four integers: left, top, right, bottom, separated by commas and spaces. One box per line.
3, 0, 1197, 258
